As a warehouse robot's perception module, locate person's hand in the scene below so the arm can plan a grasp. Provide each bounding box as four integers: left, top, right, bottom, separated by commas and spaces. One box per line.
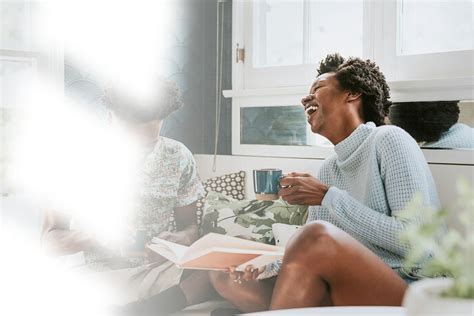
145, 225, 199, 264
279, 172, 329, 205
156, 225, 199, 246
228, 265, 265, 284
144, 246, 169, 264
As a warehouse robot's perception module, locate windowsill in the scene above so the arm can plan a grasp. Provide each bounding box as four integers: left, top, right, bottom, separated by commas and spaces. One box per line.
223, 76, 474, 101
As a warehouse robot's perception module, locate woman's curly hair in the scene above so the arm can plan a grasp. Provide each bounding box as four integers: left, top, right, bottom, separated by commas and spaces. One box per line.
317, 53, 392, 126
388, 101, 460, 143
103, 77, 183, 123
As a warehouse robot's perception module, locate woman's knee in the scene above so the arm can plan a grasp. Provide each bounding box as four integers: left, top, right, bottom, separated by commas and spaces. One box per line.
285, 221, 338, 263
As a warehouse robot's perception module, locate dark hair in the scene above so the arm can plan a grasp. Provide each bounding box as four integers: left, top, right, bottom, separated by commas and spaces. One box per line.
317, 53, 392, 126
103, 77, 183, 123
388, 101, 460, 142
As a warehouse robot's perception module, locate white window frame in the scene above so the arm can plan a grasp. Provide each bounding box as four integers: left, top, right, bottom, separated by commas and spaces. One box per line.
227, 0, 474, 160
374, 0, 474, 101
237, 0, 371, 90
230, 89, 335, 159
231, 0, 474, 98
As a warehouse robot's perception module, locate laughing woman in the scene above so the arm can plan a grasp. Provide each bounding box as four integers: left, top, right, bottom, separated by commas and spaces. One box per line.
209, 54, 441, 312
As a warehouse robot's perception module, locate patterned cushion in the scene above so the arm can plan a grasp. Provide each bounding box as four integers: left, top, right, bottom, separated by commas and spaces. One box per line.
200, 191, 308, 244
272, 223, 302, 247
196, 171, 246, 225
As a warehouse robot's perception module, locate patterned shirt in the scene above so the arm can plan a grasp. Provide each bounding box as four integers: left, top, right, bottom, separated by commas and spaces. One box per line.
84, 137, 204, 271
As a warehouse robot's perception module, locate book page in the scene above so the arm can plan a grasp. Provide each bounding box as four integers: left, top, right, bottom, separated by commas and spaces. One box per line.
149, 233, 284, 270
180, 252, 261, 271
185, 233, 282, 257
148, 238, 189, 262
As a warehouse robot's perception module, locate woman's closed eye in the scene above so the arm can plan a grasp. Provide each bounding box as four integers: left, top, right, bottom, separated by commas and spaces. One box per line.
311, 86, 321, 94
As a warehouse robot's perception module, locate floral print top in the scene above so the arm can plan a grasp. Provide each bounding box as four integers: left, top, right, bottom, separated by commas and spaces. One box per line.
84, 137, 204, 271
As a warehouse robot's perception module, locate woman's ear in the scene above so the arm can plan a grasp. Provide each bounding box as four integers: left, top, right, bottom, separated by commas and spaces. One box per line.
347, 91, 362, 102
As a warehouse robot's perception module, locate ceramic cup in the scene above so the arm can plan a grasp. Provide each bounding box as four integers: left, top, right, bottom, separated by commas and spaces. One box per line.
253, 168, 282, 201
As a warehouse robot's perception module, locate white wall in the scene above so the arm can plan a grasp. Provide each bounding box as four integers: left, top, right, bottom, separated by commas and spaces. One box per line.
195, 154, 325, 199
195, 154, 474, 229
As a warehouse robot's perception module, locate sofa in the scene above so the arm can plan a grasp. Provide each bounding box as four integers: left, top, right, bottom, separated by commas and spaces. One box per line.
173, 154, 473, 315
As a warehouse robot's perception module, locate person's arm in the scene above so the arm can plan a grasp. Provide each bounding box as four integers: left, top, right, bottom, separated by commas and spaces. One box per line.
280, 130, 439, 257
41, 209, 97, 256
157, 202, 200, 246
156, 144, 204, 246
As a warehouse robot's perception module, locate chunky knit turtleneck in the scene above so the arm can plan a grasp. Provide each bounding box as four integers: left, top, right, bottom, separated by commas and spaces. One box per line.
308, 122, 440, 270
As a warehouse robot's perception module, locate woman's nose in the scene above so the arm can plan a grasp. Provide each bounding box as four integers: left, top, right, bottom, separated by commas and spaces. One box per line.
301, 94, 314, 106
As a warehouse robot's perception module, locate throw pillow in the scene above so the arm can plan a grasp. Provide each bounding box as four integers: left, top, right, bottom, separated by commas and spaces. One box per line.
196, 171, 246, 224
200, 192, 308, 244
272, 223, 301, 247
169, 171, 246, 231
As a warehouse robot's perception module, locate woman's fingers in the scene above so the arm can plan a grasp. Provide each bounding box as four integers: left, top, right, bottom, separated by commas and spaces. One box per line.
287, 172, 312, 178
242, 265, 256, 281
280, 176, 298, 187
228, 266, 241, 283
278, 185, 297, 198
280, 173, 313, 187
227, 265, 262, 283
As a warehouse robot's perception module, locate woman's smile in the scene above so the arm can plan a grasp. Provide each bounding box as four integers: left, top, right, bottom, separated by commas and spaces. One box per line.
305, 105, 319, 120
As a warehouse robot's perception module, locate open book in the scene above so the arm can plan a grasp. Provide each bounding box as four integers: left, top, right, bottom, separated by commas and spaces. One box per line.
147, 233, 284, 271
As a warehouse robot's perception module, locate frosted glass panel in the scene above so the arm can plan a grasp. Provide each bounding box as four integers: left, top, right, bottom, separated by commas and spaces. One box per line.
241, 106, 307, 145
309, 0, 363, 62
398, 0, 474, 55
253, 0, 304, 67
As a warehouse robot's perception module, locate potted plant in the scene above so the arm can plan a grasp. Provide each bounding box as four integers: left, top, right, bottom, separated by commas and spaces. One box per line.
400, 178, 473, 315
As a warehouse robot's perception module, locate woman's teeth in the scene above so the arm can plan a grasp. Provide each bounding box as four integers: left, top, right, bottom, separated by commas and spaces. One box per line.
305, 105, 318, 118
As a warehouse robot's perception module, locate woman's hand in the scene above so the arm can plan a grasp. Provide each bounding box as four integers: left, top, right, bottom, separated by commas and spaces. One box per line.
279, 172, 329, 205
228, 265, 265, 283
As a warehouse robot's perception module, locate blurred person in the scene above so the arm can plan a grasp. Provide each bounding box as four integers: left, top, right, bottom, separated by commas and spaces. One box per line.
388, 101, 474, 149
42, 77, 206, 313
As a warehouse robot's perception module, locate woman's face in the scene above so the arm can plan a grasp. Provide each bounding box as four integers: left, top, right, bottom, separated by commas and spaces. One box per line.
301, 72, 347, 137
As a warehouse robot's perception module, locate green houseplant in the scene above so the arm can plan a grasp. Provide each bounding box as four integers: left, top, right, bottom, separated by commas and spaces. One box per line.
200, 191, 308, 244
400, 178, 473, 315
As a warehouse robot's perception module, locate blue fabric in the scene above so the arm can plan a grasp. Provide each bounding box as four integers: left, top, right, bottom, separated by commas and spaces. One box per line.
424, 123, 474, 149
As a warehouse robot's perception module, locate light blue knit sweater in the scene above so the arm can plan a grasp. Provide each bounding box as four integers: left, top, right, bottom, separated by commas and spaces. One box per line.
307, 122, 440, 270
261, 122, 440, 279
424, 123, 474, 149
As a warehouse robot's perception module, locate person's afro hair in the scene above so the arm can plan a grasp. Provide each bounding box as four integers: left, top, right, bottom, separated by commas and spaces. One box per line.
103, 77, 183, 123
388, 101, 460, 143
317, 53, 392, 126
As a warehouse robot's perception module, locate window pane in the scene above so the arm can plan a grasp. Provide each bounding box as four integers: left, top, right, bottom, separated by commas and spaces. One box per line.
398, 0, 474, 55
253, 0, 304, 67
241, 106, 307, 145
309, 0, 363, 63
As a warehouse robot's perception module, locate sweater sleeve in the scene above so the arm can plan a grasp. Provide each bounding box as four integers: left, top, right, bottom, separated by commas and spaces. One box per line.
322, 129, 439, 257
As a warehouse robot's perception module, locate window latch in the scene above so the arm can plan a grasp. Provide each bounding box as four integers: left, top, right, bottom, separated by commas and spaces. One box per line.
236, 44, 245, 63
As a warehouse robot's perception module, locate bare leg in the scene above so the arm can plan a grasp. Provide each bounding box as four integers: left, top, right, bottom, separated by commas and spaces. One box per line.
179, 270, 218, 306
209, 271, 276, 313
270, 221, 408, 310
